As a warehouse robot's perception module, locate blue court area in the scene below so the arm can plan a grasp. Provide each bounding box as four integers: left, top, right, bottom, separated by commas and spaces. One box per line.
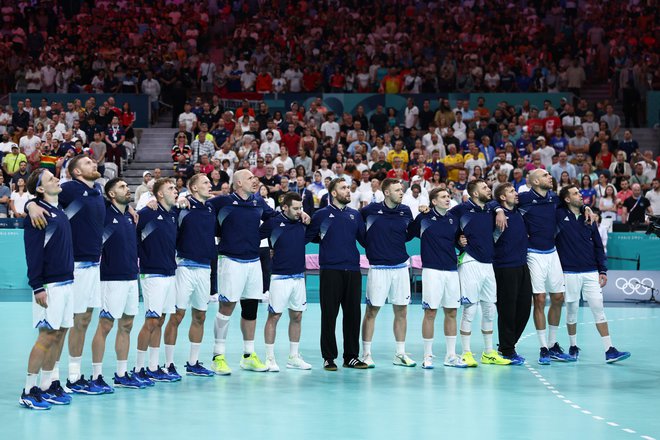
2, 296, 659, 440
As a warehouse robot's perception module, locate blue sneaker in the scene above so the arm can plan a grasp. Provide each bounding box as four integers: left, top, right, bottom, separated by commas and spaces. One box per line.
502, 353, 525, 366
91, 375, 114, 394
113, 372, 145, 389
185, 361, 215, 377
548, 343, 575, 362
605, 347, 631, 364
569, 345, 580, 360
538, 347, 551, 365
132, 368, 155, 387
165, 364, 182, 381
145, 367, 175, 382
41, 381, 72, 405
19, 387, 52, 410
66, 375, 105, 395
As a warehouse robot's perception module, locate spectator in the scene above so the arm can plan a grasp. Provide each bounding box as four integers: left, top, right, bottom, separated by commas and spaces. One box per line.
646, 179, 660, 215
0, 174, 10, 218
609, 151, 633, 190
9, 177, 31, 219
615, 179, 633, 220
3, 145, 27, 180
622, 183, 652, 226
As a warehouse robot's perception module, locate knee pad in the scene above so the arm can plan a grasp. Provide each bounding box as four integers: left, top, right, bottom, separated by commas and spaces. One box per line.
460, 304, 477, 333
587, 297, 607, 324
240, 299, 259, 321
566, 301, 579, 325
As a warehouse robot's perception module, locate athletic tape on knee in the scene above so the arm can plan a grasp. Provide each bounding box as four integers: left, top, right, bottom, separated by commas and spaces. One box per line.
480, 301, 496, 322
587, 297, 607, 324
240, 299, 259, 321
566, 301, 579, 325
460, 304, 477, 333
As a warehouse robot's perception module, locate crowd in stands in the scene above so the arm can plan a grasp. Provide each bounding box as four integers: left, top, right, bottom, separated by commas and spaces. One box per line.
1, 1, 658, 127
150, 94, 659, 240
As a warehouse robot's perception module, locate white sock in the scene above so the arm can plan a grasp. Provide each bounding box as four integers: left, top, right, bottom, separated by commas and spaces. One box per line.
148, 347, 160, 371
136, 349, 147, 370
396, 341, 406, 355
362, 341, 372, 355
289, 342, 299, 357
68, 356, 82, 382
483, 332, 493, 353
537, 330, 548, 349
601, 335, 612, 351
461, 334, 471, 353
214, 339, 226, 356
25, 373, 38, 394
214, 313, 230, 354
40, 370, 52, 391
51, 361, 60, 385
244, 340, 255, 355
445, 336, 456, 357
164, 344, 175, 366
189, 343, 201, 365
116, 360, 128, 377
423, 338, 434, 357
265, 343, 275, 358
91, 363, 102, 380
569, 334, 577, 347
548, 325, 559, 347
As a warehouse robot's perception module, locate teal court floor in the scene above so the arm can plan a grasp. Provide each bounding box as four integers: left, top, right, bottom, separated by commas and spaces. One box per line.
1, 296, 659, 440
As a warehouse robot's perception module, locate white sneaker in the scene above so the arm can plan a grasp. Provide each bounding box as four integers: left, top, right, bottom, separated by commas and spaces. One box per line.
444, 354, 468, 368
265, 356, 280, 372
286, 353, 312, 370
421, 355, 434, 369
393, 353, 417, 367
362, 353, 375, 368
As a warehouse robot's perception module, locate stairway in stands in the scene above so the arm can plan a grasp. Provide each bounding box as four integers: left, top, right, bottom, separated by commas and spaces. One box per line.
123, 128, 174, 191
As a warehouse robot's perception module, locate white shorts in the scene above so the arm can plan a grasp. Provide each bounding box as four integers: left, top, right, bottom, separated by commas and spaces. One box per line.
421, 269, 461, 310
217, 257, 263, 303
141, 275, 176, 318
527, 251, 565, 294
99, 280, 139, 320
366, 266, 411, 307
33, 281, 74, 330
268, 275, 307, 314
458, 257, 497, 304
176, 265, 211, 312
72, 263, 101, 314
564, 272, 601, 304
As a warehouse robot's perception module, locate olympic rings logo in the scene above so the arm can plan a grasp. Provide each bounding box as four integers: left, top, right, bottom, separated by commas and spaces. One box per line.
614, 278, 654, 296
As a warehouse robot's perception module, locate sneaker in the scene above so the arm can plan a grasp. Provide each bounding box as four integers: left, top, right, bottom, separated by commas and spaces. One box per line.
145, 367, 175, 382
502, 354, 525, 366
287, 353, 312, 370
265, 356, 280, 372
421, 355, 434, 369
90, 375, 115, 394
132, 368, 155, 387
323, 359, 338, 371
211, 355, 232, 376
362, 353, 375, 368
343, 357, 369, 369
481, 350, 513, 365
113, 373, 145, 389
41, 381, 72, 405
19, 387, 52, 410
538, 347, 551, 365
66, 375, 105, 395
393, 353, 417, 367
569, 345, 580, 360
444, 354, 468, 368
548, 343, 575, 362
185, 361, 214, 377
240, 353, 269, 372
165, 363, 182, 381
60, 382, 72, 394
461, 351, 478, 367
605, 347, 631, 364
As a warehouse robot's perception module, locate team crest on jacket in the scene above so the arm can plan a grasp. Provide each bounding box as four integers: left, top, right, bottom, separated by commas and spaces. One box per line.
349, 214, 354, 220
449, 218, 453, 224
253, 200, 257, 206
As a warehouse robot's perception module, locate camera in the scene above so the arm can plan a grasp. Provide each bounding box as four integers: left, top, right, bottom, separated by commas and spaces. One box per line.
646, 215, 660, 238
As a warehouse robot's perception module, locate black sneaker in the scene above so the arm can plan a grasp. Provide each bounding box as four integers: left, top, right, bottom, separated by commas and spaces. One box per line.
323, 359, 338, 371
343, 358, 369, 369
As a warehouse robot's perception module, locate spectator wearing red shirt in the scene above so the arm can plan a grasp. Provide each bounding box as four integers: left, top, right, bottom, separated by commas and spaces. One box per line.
329, 68, 346, 92
302, 67, 321, 92
281, 124, 301, 157
255, 68, 273, 93
386, 157, 409, 181
235, 100, 256, 119
120, 102, 136, 140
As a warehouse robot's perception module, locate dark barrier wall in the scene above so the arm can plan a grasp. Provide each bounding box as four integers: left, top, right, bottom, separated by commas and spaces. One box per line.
9, 93, 150, 128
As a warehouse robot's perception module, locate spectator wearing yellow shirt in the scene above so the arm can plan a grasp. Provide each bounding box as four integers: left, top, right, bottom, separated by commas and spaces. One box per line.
380, 68, 402, 94
386, 140, 409, 167
2, 145, 28, 178
442, 143, 464, 182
